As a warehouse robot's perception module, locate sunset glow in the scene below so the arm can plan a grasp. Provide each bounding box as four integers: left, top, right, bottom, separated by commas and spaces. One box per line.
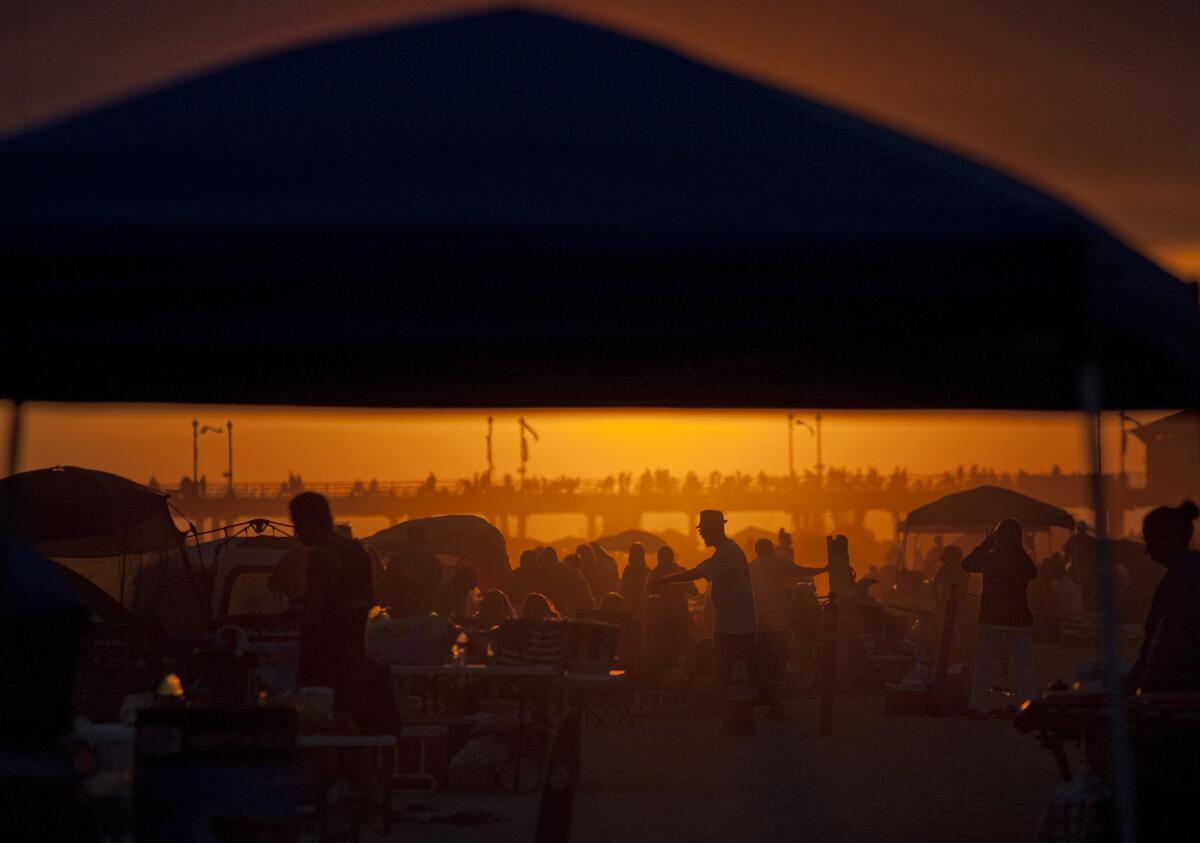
9, 404, 1166, 485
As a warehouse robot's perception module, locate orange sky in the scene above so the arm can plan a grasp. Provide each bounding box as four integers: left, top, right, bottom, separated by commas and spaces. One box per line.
5, 0, 1198, 276
3, 404, 1167, 487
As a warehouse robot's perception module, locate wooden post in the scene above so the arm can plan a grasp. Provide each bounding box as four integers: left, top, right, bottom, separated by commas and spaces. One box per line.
819, 594, 838, 736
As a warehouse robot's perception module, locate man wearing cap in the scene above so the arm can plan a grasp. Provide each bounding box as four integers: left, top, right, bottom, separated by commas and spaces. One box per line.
650, 509, 784, 721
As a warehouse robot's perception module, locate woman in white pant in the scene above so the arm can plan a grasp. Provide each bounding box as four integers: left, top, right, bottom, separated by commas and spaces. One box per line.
963, 518, 1038, 715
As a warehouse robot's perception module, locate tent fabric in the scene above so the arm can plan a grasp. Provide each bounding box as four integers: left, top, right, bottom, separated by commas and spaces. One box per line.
1, 10, 1197, 409
596, 530, 666, 553
47, 560, 133, 627
0, 466, 180, 557
903, 485, 1075, 533
364, 514, 510, 586
186, 534, 299, 576
0, 467, 207, 636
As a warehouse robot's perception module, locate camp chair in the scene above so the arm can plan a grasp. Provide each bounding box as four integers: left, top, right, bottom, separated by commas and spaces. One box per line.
561, 619, 633, 726
496, 619, 570, 670
575, 609, 639, 722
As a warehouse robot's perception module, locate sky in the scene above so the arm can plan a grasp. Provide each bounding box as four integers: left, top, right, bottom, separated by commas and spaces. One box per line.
3, 403, 1163, 487
3, 403, 1164, 543
4, 0, 1198, 276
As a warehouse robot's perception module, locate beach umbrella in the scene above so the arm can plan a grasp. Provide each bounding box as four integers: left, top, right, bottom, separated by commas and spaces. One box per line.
902, 485, 1075, 534
595, 529, 666, 553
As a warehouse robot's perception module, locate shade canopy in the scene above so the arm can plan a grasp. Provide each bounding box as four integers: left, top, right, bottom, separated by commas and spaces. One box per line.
596, 530, 667, 553
0, 466, 180, 557
364, 514, 510, 586
902, 485, 1075, 533
3, 9, 1197, 408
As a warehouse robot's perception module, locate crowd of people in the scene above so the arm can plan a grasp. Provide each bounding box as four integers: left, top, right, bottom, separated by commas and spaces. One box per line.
273, 463, 1052, 501
283, 493, 853, 729
283, 489, 1200, 793
251, 489, 1200, 841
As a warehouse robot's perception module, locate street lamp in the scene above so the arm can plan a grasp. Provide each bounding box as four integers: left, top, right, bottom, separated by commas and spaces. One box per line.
486, 416, 494, 481
223, 420, 234, 496
518, 417, 539, 484
192, 418, 225, 488
788, 412, 823, 479
1119, 411, 1143, 482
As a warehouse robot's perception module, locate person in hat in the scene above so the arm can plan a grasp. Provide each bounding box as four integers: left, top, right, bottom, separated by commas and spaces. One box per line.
650, 510, 784, 721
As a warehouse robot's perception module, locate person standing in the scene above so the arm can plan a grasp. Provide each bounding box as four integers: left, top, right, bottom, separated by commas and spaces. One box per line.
578, 543, 620, 600
650, 510, 784, 722
747, 538, 827, 631
646, 546, 699, 666
1064, 520, 1094, 609
290, 492, 377, 724
646, 545, 697, 617
1124, 502, 1200, 843
748, 538, 827, 682
924, 534, 945, 580
507, 549, 547, 607
1126, 501, 1200, 693
963, 518, 1038, 715
621, 542, 651, 620
539, 547, 595, 618
930, 544, 971, 667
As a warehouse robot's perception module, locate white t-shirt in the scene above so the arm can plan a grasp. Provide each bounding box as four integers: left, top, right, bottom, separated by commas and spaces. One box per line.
696, 538, 758, 635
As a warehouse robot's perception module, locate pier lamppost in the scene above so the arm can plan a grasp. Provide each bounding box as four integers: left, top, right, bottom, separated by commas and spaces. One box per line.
192, 418, 225, 489
790, 413, 823, 480
518, 417, 539, 486
222, 420, 234, 496
1118, 411, 1142, 482
486, 416, 494, 482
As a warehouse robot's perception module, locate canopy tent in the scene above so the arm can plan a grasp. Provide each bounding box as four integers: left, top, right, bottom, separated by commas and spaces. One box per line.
1, 11, 1177, 828
186, 531, 297, 577
364, 514, 510, 588
0, 467, 206, 635
0, 466, 180, 558
1, 9, 1197, 410
902, 485, 1076, 534
595, 530, 667, 553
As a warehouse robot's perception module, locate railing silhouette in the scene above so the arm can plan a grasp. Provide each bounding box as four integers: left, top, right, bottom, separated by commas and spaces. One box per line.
162, 470, 1146, 502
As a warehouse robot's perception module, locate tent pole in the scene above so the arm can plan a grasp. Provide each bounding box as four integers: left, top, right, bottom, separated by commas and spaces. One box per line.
1081, 366, 1136, 842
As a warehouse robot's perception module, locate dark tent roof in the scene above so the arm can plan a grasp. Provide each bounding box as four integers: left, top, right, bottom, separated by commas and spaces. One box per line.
903, 485, 1075, 533
596, 529, 667, 553
0, 466, 180, 557
1130, 410, 1199, 442
364, 514, 510, 585
3, 9, 1197, 408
